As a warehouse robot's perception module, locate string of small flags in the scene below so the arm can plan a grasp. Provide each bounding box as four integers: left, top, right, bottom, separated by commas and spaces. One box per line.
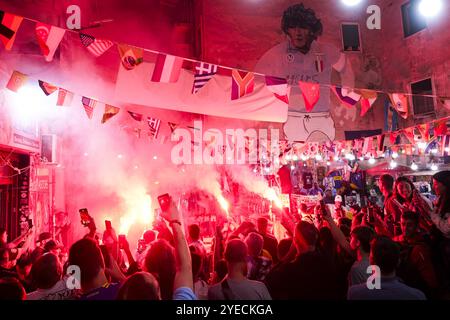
1, 10, 448, 118
5, 70, 164, 140
5, 69, 450, 160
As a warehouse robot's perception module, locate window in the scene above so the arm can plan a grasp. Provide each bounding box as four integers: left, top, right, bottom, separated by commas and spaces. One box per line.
411, 78, 435, 116
341, 23, 361, 52
401, 0, 427, 37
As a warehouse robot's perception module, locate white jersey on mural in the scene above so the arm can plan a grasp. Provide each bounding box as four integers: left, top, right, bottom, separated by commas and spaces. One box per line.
255, 40, 345, 142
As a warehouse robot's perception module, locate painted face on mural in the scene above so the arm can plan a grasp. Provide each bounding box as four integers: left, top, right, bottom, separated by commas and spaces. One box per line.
287, 27, 314, 53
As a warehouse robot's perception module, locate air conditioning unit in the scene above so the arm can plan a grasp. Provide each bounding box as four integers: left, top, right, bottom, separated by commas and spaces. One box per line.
41, 134, 58, 164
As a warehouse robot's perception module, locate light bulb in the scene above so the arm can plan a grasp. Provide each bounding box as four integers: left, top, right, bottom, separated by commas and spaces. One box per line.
419, 0, 443, 18
368, 158, 376, 164
411, 163, 418, 171
341, 0, 362, 6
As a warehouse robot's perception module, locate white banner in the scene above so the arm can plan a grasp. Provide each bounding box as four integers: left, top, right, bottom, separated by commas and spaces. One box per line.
114, 63, 288, 122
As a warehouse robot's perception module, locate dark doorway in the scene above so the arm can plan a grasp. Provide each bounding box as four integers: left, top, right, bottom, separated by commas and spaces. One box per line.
0, 150, 29, 241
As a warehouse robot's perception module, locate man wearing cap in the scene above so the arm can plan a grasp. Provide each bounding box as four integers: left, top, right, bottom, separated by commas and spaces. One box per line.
334, 195, 343, 218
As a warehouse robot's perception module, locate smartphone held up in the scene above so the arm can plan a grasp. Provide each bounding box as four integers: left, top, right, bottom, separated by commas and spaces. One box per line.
79, 208, 91, 227
158, 193, 171, 212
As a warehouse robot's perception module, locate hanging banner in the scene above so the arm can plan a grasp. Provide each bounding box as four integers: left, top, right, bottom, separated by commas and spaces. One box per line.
114, 62, 288, 122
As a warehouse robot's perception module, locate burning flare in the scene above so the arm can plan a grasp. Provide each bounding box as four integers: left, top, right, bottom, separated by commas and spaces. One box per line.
216, 193, 230, 219
118, 187, 153, 235
264, 188, 283, 209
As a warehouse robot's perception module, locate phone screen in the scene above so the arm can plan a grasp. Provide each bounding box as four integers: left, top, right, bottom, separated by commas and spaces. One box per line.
158, 194, 171, 212
79, 208, 90, 226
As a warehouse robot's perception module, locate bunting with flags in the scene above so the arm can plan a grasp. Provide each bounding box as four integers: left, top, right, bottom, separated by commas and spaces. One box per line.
6, 70, 28, 92
354, 139, 364, 155
360, 90, 378, 117
417, 123, 430, 142
151, 53, 183, 83
231, 70, 254, 100
331, 86, 361, 108
38, 80, 58, 96
56, 88, 74, 106
389, 132, 399, 145
147, 117, 161, 139
403, 127, 416, 144
4, 12, 450, 132
434, 118, 448, 136
118, 44, 143, 70
362, 137, 372, 155
127, 111, 143, 122
101, 105, 120, 124
265, 76, 289, 104
80, 33, 113, 57
192, 62, 218, 93
298, 81, 320, 112
389, 93, 409, 119
390, 145, 399, 154
35, 22, 65, 61
81, 96, 96, 119
0, 11, 23, 50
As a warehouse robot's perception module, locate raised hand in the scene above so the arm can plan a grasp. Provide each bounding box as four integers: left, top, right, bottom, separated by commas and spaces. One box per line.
160, 195, 182, 223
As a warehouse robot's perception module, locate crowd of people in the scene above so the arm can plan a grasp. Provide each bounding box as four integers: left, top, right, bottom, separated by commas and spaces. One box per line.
0, 170, 449, 300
